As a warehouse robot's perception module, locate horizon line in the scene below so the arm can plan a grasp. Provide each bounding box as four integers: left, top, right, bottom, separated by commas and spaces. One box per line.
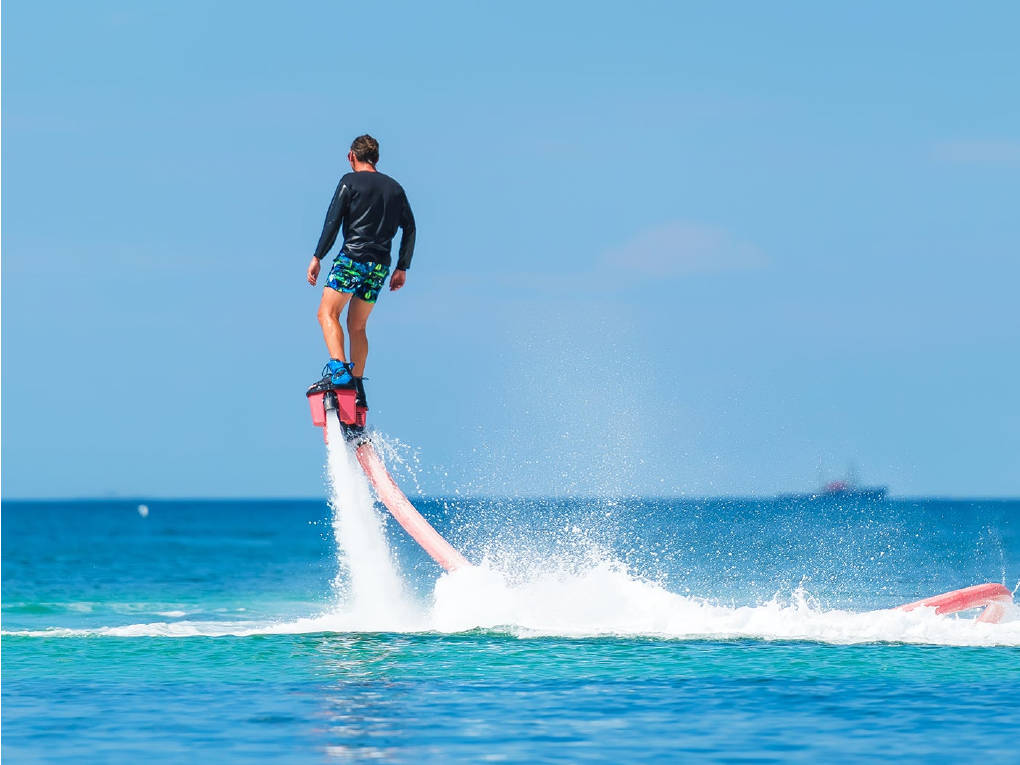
3, 494, 1019, 504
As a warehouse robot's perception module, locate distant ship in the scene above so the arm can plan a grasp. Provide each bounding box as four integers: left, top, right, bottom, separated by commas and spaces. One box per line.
778, 467, 888, 501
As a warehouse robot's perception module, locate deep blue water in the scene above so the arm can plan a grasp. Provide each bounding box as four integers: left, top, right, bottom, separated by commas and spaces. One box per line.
3, 495, 1019, 763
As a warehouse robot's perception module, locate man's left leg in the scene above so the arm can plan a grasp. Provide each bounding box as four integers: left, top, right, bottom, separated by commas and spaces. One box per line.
346, 297, 376, 378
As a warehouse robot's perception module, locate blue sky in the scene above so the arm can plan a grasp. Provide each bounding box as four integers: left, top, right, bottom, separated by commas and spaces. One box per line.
3, 1, 1018, 498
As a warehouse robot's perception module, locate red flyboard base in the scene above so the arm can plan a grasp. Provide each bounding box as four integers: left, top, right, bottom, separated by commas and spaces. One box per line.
356, 442, 471, 573
897, 583, 1013, 624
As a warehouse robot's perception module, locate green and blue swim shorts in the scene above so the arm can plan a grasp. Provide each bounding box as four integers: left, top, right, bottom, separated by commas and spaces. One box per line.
325, 254, 390, 304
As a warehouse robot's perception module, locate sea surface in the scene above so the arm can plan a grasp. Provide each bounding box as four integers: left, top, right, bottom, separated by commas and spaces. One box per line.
4, 437, 1020, 763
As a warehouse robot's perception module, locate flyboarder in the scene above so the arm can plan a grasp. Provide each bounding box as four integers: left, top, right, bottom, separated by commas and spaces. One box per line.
306, 134, 416, 389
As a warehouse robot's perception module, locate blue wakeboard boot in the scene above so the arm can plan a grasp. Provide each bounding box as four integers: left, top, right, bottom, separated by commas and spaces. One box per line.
307, 359, 355, 394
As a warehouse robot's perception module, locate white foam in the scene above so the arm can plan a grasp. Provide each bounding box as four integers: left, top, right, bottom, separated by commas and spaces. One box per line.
8, 559, 1018, 646
430, 560, 1020, 646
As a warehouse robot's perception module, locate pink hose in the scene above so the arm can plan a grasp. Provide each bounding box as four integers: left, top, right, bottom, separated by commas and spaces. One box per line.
897, 583, 1013, 624
356, 442, 471, 572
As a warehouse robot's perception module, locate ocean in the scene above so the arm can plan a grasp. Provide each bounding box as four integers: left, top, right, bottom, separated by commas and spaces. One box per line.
3, 436, 1019, 763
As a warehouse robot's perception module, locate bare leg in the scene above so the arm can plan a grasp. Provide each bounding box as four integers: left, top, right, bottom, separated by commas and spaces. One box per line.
317, 288, 353, 361
346, 297, 377, 377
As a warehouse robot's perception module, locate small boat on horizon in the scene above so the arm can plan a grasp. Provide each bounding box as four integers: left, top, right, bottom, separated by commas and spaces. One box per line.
778, 468, 889, 501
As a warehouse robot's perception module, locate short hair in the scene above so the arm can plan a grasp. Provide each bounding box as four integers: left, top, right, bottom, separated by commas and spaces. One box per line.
350, 135, 379, 165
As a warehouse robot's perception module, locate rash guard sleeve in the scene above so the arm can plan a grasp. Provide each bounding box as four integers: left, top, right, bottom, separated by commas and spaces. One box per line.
311, 181, 351, 261
395, 198, 416, 271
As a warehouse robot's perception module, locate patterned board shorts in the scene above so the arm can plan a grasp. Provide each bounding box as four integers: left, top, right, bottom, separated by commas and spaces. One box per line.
325, 254, 390, 304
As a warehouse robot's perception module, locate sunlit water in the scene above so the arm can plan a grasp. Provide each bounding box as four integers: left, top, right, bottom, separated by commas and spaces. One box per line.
4, 438, 1019, 762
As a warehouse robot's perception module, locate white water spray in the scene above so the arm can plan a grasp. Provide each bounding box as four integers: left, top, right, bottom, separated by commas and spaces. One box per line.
322, 416, 419, 630
8, 426, 1017, 646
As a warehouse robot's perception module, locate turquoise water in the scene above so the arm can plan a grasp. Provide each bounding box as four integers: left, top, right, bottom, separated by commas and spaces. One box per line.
5, 633, 1019, 763
4, 446, 1020, 762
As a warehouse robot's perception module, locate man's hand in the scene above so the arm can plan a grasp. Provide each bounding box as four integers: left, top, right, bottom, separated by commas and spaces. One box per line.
389, 269, 407, 291
307, 257, 321, 286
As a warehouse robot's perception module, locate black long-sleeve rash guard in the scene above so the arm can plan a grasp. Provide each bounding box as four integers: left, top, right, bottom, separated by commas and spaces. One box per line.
311, 170, 416, 270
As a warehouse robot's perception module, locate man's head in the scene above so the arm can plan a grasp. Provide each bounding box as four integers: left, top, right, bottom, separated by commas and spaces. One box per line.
349, 135, 380, 167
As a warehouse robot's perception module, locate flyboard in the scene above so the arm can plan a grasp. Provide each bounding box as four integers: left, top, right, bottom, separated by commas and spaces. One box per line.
306, 375, 470, 572
306, 377, 1013, 622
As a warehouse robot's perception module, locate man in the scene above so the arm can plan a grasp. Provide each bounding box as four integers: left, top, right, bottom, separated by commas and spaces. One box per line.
306, 134, 416, 389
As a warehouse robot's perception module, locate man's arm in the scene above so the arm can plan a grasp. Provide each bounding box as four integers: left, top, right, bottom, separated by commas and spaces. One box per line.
394, 197, 416, 272
309, 180, 351, 271
389, 197, 415, 291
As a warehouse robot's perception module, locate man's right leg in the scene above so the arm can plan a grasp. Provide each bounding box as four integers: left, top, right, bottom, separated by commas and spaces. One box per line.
345, 297, 377, 378
317, 287, 353, 362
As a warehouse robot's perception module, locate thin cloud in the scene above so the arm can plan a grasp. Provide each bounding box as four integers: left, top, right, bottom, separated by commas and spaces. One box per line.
453, 222, 768, 295
929, 139, 1020, 169
598, 222, 768, 278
